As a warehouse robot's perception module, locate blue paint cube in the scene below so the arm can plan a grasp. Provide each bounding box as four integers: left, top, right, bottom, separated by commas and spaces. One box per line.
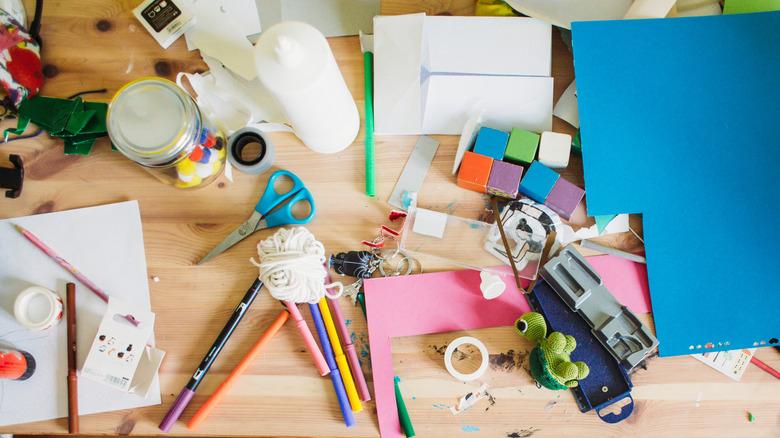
473, 127, 509, 160
518, 161, 560, 203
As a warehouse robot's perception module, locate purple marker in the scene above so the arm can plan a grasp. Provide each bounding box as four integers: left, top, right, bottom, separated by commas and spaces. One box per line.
309, 302, 355, 427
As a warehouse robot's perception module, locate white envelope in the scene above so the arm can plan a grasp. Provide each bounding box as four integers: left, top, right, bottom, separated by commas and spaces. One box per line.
374, 14, 553, 135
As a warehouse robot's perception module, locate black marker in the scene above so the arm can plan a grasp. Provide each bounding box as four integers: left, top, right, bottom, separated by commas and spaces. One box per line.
159, 278, 263, 432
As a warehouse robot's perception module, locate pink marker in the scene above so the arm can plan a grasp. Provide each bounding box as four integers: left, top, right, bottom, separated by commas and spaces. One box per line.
284, 301, 329, 376
328, 296, 371, 401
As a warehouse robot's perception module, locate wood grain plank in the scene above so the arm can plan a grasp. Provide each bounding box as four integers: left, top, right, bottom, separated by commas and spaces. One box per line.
0, 0, 775, 437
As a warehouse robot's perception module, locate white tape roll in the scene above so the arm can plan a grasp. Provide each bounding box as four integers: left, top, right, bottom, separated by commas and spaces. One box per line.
14, 286, 64, 331
444, 336, 489, 382
227, 127, 275, 175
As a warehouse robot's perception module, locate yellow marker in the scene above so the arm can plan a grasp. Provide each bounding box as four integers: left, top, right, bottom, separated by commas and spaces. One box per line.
318, 298, 362, 413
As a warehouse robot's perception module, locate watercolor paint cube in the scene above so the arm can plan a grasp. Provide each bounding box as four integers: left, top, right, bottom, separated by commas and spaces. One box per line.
457, 151, 494, 193
546, 177, 585, 220
487, 161, 524, 199
538, 131, 572, 168
504, 128, 540, 165
473, 127, 509, 160
518, 160, 560, 203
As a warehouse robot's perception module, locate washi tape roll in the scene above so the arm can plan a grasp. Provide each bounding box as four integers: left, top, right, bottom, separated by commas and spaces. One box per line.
14, 286, 64, 331
227, 127, 275, 175
444, 336, 489, 382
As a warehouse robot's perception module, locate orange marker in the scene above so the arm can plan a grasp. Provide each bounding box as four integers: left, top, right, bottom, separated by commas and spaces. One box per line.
187, 310, 289, 430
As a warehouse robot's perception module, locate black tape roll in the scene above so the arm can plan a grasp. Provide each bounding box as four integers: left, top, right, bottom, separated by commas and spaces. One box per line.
227, 127, 275, 174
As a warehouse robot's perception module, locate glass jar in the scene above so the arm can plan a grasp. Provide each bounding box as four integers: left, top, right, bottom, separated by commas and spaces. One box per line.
107, 78, 227, 189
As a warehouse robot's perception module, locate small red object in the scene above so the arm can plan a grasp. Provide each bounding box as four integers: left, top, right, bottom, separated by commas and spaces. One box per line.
189, 147, 204, 162
203, 134, 216, 148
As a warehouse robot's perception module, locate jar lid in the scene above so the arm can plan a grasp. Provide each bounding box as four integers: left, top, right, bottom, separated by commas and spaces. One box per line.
108, 78, 199, 166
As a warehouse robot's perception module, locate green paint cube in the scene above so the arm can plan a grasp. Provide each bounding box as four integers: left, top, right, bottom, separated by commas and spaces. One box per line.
504, 128, 540, 164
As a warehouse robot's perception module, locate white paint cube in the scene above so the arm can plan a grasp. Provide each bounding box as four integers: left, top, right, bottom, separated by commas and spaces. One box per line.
538, 131, 572, 169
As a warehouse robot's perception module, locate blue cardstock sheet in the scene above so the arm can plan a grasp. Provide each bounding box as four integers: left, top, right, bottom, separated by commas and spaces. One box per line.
572, 12, 780, 356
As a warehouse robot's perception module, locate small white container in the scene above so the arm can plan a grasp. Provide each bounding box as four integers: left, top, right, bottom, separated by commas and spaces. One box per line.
254, 21, 360, 154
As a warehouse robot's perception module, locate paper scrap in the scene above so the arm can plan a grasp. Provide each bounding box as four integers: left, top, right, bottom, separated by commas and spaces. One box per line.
586, 254, 651, 314
724, 0, 780, 14
553, 79, 578, 128
258, 0, 379, 37
559, 213, 630, 244
623, 0, 677, 18
504, 0, 632, 29
450, 383, 490, 415
412, 208, 448, 239
673, 0, 722, 16
182, 0, 257, 80
692, 348, 755, 381
594, 214, 618, 234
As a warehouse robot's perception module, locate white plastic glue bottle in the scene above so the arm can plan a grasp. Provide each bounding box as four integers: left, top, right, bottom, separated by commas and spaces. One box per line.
254, 21, 360, 154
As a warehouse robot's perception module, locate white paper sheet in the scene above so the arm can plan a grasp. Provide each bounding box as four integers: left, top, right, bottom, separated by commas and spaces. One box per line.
182, 0, 257, 80
374, 14, 553, 135
257, 0, 379, 37
423, 16, 550, 76
504, 0, 632, 29
0, 201, 160, 426
421, 74, 553, 134
553, 79, 579, 128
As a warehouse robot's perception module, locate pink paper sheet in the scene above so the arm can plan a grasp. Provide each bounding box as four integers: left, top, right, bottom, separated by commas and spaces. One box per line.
364, 267, 530, 438
587, 254, 651, 314
364, 257, 651, 437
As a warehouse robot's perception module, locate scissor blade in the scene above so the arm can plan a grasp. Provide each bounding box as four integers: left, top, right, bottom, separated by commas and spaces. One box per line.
196, 213, 263, 265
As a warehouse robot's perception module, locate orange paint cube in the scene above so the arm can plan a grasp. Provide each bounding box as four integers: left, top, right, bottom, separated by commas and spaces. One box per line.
457, 151, 494, 193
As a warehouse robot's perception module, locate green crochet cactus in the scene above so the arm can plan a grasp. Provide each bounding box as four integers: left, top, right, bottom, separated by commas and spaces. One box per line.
515, 312, 590, 390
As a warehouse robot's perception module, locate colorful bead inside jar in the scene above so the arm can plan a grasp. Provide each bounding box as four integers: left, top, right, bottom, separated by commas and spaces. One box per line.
107, 77, 226, 189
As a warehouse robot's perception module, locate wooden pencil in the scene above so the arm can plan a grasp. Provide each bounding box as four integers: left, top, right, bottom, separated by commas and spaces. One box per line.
66, 282, 79, 434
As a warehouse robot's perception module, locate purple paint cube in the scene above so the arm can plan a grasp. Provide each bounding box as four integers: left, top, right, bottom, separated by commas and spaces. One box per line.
487, 161, 524, 199
545, 177, 585, 220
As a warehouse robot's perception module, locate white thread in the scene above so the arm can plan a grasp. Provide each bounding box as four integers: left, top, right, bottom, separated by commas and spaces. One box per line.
251, 227, 343, 303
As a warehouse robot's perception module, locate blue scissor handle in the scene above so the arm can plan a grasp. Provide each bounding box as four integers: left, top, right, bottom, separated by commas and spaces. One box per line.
255, 170, 306, 214
263, 188, 316, 228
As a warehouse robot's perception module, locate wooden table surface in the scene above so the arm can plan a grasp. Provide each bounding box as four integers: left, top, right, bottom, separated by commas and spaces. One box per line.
2, 0, 778, 437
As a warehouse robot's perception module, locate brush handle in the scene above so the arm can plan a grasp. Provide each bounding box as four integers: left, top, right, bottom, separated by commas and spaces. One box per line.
394, 376, 415, 437
284, 301, 329, 376
318, 298, 362, 412
187, 310, 289, 430
308, 303, 355, 427
66, 283, 79, 434
328, 297, 371, 401
363, 51, 375, 197
159, 279, 263, 431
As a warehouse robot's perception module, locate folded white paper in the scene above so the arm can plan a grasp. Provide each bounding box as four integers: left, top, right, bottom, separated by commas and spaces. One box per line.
553, 79, 578, 128
374, 14, 553, 135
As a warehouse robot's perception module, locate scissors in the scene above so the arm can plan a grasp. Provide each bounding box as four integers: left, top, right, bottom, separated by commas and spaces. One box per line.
197, 170, 316, 264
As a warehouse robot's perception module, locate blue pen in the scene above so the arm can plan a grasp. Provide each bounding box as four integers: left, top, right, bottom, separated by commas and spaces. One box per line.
309, 302, 355, 427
